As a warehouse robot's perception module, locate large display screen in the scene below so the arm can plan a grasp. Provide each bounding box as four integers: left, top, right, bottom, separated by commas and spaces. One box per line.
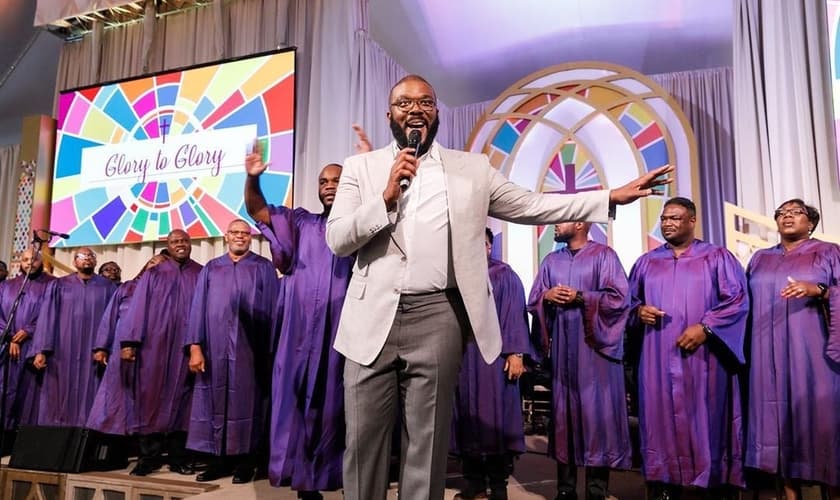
51, 49, 295, 246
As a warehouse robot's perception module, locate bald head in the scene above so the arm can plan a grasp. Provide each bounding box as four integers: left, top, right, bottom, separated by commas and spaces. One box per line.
225, 219, 253, 259
389, 75, 437, 103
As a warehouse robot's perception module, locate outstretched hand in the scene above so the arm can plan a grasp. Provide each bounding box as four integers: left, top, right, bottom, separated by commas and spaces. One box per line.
245, 139, 269, 177
609, 164, 674, 205
352, 124, 373, 154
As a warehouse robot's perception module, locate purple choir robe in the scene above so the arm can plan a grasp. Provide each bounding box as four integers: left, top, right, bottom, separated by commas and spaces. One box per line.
185, 252, 278, 456
260, 206, 353, 491
452, 258, 531, 456
628, 240, 748, 488
745, 239, 840, 487
527, 242, 632, 469
0, 271, 55, 429
32, 274, 116, 427
86, 279, 139, 435
119, 258, 202, 434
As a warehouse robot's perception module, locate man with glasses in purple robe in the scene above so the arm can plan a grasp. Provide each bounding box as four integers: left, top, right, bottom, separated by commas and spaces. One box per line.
628, 197, 748, 500
31, 248, 116, 426
184, 219, 278, 484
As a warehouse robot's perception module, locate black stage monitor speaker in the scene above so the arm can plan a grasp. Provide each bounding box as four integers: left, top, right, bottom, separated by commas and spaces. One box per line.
9, 425, 128, 473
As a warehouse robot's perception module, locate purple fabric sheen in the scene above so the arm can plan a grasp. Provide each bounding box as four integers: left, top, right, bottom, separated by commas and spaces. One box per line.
93, 280, 138, 352
117, 258, 202, 434
261, 205, 353, 491
0, 272, 56, 429
184, 252, 278, 456
627, 239, 748, 488
451, 258, 531, 456
527, 242, 632, 469
745, 238, 840, 487
31, 274, 116, 427
86, 279, 139, 435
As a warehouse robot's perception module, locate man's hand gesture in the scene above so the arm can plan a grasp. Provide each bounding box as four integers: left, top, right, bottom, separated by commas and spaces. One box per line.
609, 164, 674, 205
245, 140, 269, 177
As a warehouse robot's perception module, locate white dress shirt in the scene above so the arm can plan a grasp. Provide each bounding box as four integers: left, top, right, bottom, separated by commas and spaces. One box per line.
392, 141, 454, 294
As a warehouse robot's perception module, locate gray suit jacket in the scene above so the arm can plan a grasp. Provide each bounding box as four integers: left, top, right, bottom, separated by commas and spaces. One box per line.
326, 143, 610, 365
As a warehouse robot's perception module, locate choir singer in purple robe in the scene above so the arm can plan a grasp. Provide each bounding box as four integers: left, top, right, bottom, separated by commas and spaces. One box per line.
184, 219, 278, 484
628, 197, 748, 500
31, 248, 116, 427
529, 222, 632, 500
245, 146, 353, 499
119, 230, 202, 476
0, 249, 55, 434
745, 199, 840, 499
451, 228, 530, 500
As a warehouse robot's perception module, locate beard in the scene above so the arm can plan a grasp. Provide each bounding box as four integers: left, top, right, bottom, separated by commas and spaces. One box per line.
390, 116, 440, 157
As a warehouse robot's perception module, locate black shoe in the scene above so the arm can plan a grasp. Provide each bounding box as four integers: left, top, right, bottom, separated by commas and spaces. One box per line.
129, 460, 160, 476
232, 465, 257, 484
297, 492, 323, 500
556, 491, 578, 500
196, 465, 232, 482
169, 462, 195, 475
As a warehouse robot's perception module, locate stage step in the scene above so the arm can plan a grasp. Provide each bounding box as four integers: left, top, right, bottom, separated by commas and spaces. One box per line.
0, 466, 218, 500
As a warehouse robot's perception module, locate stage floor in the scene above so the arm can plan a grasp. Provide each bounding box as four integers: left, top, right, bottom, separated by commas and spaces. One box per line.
0, 436, 805, 499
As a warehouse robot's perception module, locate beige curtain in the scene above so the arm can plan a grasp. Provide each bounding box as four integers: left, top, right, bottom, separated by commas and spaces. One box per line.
733, 0, 840, 229
0, 145, 20, 265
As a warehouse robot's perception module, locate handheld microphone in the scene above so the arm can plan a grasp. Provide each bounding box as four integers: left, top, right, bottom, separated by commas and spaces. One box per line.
35, 229, 70, 240
400, 129, 422, 191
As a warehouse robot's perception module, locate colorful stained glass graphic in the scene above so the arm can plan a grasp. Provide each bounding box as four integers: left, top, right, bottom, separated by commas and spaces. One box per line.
535, 143, 607, 264
467, 63, 697, 286
52, 49, 295, 246
826, 0, 840, 186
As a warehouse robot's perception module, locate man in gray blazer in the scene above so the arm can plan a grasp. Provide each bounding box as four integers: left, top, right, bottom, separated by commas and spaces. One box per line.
326, 74, 672, 500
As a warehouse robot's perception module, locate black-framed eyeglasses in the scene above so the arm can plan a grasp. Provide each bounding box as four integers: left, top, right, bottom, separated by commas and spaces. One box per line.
390, 98, 436, 112
774, 208, 807, 219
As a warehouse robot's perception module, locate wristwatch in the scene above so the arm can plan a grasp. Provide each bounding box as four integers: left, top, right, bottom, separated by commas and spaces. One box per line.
817, 282, 829, 299
574, 290, 584, 305
701, 323, 714, 338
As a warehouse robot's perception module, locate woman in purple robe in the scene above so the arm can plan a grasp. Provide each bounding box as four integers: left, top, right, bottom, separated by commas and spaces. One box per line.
628, 197, 748, 500
0, 249, 55, 431
245, 155, 353, 498
528, 222, 631, 500
745, 199, 840, 499
451, 229, 530, 500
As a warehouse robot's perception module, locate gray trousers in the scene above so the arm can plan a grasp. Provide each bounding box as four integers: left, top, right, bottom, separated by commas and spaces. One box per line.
342, 289, 469, 500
